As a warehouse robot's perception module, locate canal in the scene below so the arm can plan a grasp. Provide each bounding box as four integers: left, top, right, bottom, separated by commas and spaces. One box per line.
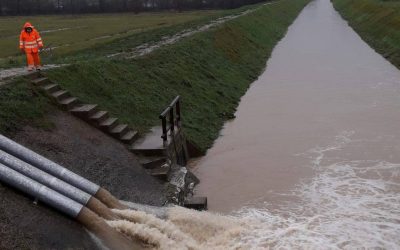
192, 0, 400, 246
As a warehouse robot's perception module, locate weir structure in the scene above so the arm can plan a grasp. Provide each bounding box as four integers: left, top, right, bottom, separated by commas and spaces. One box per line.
0, 134, 141, 250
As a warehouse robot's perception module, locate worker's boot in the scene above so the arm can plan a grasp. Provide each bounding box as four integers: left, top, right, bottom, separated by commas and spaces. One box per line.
27, 65, 35, 71
35, 65, 42, 71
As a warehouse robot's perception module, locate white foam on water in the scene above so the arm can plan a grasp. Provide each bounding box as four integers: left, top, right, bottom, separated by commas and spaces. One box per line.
108, 131, 400, 249
232, 131, 400, 249
233, 161, 400, 249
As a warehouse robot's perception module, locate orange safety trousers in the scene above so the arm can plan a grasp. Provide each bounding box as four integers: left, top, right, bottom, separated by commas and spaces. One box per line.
25, 52, 41, 69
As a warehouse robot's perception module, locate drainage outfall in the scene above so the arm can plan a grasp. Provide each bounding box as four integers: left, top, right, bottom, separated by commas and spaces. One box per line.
0, 148, 118, 220
0, 162, 83, 217
0, 162, 138, 249
0, 134, 126, 209
0, 148, 91, 205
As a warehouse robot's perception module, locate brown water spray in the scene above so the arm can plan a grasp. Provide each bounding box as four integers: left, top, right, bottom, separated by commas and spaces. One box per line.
113, 209, 198, 246
95, 188, 127, 209
77, 207, 143, 250
105, 207, 251, 250
86, 197, 119, 220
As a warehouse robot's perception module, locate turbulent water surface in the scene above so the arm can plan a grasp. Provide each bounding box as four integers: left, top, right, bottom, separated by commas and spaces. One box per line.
185, 0, 400, 248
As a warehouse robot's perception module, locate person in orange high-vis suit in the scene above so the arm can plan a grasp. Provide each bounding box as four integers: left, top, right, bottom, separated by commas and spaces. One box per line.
19, 22, 44, 71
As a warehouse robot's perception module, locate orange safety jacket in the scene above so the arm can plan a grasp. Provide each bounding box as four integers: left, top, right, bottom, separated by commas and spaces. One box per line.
19, 22, 43, 53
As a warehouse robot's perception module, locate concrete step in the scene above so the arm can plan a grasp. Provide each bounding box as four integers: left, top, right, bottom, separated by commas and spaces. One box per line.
100, 117, 118, 131
110, 124, 129, 138
51, 90, 70, 101
59, 97, 79, 110
90, 111, 109, 124
31, 77, 50, 86
148, 166, 170, 180
129, 147, 165, 157
138, 156, 167, 169
184, 197, 208, 211
41, 83, 60, 94
70, 104, 98, 118
120, 130, 139, 144
26, 71, 42, 80
129, 126, 164, 152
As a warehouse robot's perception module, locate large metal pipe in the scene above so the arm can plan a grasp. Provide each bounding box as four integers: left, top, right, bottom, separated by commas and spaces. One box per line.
0, 162, 139, 249
0, 149, 91, 205
0, 162, 83, 217
0, 149, 120, 219
0, 134, 126, 209
0, 134, 99, 195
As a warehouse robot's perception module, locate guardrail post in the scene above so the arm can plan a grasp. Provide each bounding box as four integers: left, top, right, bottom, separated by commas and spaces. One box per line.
161, 117, 167, 144
159, 95, 181, 147
176, 98, 181, 128
169, 108, 175, 133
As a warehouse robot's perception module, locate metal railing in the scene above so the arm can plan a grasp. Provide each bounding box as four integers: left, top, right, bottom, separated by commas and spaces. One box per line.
159, 96, 181, 145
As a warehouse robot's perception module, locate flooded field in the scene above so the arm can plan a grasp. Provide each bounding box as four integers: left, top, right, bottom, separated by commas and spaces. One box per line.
190, 0, 400, 247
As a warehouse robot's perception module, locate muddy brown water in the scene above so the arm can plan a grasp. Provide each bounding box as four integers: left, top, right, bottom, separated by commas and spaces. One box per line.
77, 207, 142, 250
193, 0, 400, 215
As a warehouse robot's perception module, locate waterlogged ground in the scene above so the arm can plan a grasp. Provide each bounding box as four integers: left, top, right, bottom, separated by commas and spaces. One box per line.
189, 0, 400, 248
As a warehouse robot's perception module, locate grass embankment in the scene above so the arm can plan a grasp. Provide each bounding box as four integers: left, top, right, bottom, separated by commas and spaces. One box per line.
0, 80, 52, 134
51, 4, 264, 63
1, 0, 309, 152
0, 6, 258, 68
333, 0, 400, 68
0, 10, 222, 67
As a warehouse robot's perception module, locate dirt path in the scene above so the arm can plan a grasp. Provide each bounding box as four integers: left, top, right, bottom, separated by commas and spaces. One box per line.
0, 64, 63, 86
108, 2, 275, 59
0, 3, 273, 84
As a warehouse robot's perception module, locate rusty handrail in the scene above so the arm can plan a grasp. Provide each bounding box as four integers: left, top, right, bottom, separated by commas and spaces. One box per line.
159, 96, 181, 145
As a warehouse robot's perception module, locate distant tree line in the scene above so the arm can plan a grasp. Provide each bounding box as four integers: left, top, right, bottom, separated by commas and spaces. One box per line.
0, 0, 266, 15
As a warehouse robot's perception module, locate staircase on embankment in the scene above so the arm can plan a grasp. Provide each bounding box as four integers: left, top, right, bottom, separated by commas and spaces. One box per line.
30, 74, 139, 145
27, 71, 207, 210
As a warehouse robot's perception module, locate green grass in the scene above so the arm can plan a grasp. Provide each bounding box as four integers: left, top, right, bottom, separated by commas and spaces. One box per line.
0, 10, 224, 67
333, 0, 400, 68
42, 0, 309, 152
0, 80, 52, 134
0, 0, 309, 152
49, 4, 264, 64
